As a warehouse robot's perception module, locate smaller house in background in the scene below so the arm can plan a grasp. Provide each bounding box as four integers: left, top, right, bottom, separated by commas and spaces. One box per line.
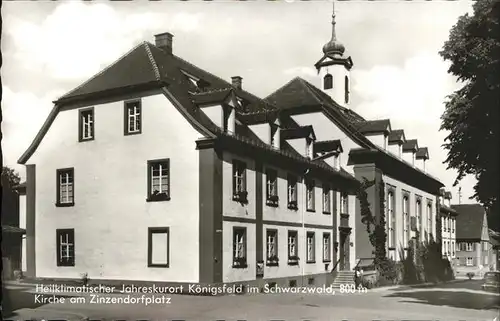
453, 204, 495, 277
1, 177, 26, 280
439, 190, 458, 261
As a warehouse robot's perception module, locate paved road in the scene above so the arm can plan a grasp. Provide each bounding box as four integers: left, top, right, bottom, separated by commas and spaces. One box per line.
3, 280, 499, 321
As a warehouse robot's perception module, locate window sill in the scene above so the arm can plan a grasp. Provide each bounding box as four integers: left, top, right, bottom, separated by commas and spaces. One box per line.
306, 260, 316, 264
57, 263, 75, 267
322, 260, 332, 263
125, 130, 142, 136
232, 194, 248, 204
288, 261, 299, 266
146, 195, 170, 202
56, 202, 75, 207
148, 263, 169, 268
322, 211, 331, 215
306, 209, 316, 213
79, 137, 94, 142
388, 247, 396, 251
266, 262, 279, 267
266, 201, 279, 208
287, 203, 298, 211
232, 263, 248, 269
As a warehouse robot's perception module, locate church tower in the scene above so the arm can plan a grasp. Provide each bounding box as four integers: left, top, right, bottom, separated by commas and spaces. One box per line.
315, 0, 353, 108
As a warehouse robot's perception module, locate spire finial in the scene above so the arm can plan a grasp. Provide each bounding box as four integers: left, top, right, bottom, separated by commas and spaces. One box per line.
331, 0, 337, 41
322, 0, 345, 56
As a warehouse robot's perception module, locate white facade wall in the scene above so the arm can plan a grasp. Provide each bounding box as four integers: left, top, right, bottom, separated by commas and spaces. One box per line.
29, 92, 202, 282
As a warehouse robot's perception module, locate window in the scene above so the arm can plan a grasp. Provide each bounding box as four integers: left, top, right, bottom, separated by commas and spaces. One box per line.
56, 229, 75, 267
416, 199, 422, 234
452, 241, 455, 256
387, 190, 396, 248
403, 195, 409, 247
466, 257, 473, 266
323, 233, 331, 262
147, 159, 170, 201
483, 242, 489, 251
340, 193, 348, 214
147, 227, 169, 267
288, 230, 299, 264
232, 160, 247, 203
266, 229, 278, 265
465, 242, 474, 252
452, 218, 455, 232
323, 74, 333, 90
56, 168, 74, 206
444, 241, 448, 255
306, 232, 315, 263
484, 256, 489, 265
426, 202, 432, 238
233, 227, 247, 268
322, 184, 331, 214
78, 108, 94, 141
306, 180, 315, 212
344, 75, 350, 104
287, 174, 298, 210
266, 169, 279, 207
124, 100, 142, 135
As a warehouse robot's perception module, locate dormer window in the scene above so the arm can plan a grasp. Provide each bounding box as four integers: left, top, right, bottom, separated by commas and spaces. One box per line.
344, 76, 350, 104
323, 74, 333, 90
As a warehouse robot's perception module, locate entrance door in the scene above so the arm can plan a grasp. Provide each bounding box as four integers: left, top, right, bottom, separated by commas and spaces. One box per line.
339, 233, 346, 271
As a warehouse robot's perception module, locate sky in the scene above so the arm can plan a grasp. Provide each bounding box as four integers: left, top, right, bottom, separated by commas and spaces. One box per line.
1, 0, 477, 203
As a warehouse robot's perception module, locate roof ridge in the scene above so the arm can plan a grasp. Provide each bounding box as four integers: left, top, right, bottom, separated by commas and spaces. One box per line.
172, 55, 231, 86
189, 87, 233, 96
57, 42, 148, 102
143, 42, 161, 81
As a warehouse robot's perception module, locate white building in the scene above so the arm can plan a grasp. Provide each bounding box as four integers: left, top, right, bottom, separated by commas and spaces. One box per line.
18, 3, 443, 287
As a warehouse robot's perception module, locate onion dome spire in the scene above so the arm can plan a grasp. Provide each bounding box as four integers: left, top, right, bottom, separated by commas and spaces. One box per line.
322, 0, 345, 56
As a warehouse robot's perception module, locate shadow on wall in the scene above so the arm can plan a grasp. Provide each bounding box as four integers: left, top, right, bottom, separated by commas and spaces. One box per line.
384, 290, 500, 310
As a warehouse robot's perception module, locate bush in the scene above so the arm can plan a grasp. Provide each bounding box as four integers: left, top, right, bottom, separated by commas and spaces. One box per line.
466, 272, 475, 280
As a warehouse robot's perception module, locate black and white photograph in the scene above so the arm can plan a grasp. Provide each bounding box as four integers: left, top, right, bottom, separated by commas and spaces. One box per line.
1, 0, 499, 320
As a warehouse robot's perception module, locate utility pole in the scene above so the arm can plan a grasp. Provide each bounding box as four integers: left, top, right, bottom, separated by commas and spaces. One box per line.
458, 187, 462, 205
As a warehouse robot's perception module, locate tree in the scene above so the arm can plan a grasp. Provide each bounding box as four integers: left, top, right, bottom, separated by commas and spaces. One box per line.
2, 166, 21, 187
439, 0, 500, 231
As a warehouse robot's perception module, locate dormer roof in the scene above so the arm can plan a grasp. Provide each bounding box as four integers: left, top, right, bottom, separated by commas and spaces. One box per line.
388, 129, 406, 144
355, 119, 391, 135
313, 140, 343, 154
415, 147, 429, 160
402, 139, 419, 152
281, 125, 316, 141
238, 110, 279, 125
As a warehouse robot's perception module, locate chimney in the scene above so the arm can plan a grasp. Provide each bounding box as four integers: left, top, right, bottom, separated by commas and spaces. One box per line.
231, 76, 242, 90
154, 32, 173, 54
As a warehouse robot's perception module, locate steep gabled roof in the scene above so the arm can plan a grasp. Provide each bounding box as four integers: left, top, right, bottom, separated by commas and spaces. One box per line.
453, 204, 486, 240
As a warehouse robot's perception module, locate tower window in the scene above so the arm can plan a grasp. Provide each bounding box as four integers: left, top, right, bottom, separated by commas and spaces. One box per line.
323, 74, 333, 90
344, 76, 350, 104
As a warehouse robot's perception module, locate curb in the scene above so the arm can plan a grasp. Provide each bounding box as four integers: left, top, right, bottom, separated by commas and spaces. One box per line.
367, 279, 466, 292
